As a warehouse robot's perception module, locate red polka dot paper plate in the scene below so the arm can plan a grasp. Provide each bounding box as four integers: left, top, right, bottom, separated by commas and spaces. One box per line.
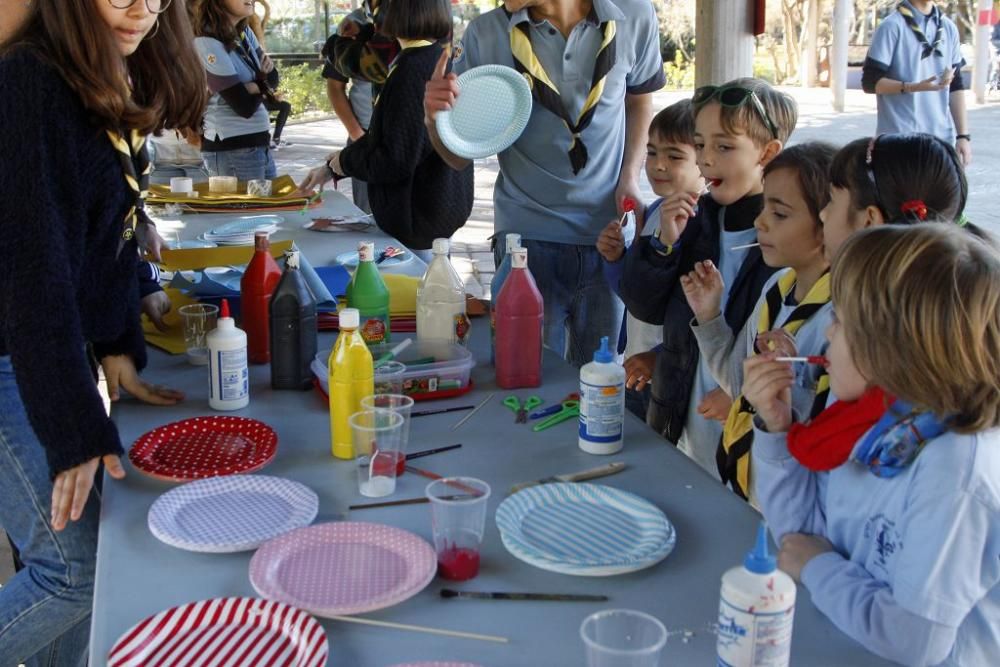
129, 416, 278, 482
249, 522, 436, 617
107, 597, 327, 667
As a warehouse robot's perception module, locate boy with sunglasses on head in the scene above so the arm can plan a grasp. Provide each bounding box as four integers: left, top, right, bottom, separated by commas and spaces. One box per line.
620, 78, 796, 477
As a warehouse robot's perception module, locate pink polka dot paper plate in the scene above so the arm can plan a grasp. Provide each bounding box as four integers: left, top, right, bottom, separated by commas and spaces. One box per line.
129, 416, 278, 482
387, 663, 484, 667
107, 596, 328, 667
249, 522, 436, 617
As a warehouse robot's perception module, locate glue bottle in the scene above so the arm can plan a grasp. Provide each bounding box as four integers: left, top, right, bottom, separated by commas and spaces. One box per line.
207, 298, 249, 411
716, 522, 796, 667
578, 336, 625, 454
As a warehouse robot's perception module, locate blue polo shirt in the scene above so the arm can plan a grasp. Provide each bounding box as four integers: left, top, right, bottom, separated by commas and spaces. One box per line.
867, 2, 963, 142
453, 0, 665, 245
195, 29, 271, 141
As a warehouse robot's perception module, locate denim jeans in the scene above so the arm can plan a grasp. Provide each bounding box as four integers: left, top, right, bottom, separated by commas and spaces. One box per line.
495, 239, 623, 367
202, 145, 277, 181
0, 356, 97, 667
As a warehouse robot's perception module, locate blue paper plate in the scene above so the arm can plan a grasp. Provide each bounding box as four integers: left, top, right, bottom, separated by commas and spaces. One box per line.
336, 245, 412, 268
495, 483, 675, 576
436, 64, 532, 160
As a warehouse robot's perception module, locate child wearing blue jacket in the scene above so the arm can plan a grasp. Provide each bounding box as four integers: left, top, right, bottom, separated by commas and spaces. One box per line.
744, 224, 1000, 666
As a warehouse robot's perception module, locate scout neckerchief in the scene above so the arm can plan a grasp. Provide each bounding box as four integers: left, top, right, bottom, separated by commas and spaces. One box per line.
105, 128, 151, 257
853, 398, 947, 477
717, 269, 831, 499
508, 11, 616, 174
236, 29, 264, 75
373, 39, 435, 106
897, 2, 943, 59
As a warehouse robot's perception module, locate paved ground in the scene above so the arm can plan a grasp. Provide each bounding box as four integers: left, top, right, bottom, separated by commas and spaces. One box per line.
2, 86, 998, 588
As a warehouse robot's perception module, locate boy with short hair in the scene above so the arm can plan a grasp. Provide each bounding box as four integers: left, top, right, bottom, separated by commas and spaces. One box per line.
598, 99, 704, 418
620, 78, 797, 476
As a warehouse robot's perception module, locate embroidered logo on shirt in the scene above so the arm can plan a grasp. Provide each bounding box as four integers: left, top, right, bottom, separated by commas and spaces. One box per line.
452, 40, 464, 65
864, 513, 903, 573
206, 54, 217, 65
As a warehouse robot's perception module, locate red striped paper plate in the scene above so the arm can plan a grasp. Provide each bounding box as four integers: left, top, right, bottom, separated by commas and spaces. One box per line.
107, 597, 328, 667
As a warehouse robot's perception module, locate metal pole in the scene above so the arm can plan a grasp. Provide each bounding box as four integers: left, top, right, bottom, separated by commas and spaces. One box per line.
830, 0, 850, 112
973, 0, 993, 103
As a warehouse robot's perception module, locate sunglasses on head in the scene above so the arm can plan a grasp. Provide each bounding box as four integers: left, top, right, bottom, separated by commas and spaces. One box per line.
692, 85, 780, 141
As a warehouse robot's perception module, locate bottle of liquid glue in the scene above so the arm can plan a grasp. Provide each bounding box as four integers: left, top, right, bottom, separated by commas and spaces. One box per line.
717, 522, 796, 667
578, 336, 624, 454
207, 298, 249, 411
328, 308, 374, 459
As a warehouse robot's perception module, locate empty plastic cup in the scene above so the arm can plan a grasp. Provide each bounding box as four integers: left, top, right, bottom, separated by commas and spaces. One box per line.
350, 409, 404, 498
580, 609, 667, 667
426, 477, 490, 581
178, 303, 219, 365
361, 394, 414, 475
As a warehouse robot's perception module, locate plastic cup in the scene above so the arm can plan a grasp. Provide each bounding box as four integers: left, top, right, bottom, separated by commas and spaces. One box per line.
361, 394, 414, 475
350, 409, 404, 498
580, 609, 667, 667
177, 303, 219, 365
169, 176, 193, 194
425, 477, 491, 581
208, 175, 238, 194
247, 178, 272, 197
373, 360, 406, 395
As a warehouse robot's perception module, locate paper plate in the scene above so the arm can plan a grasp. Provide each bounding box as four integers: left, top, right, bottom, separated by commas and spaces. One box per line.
206, 215, 284, 238
129, 416, 278, 482
388, 663, 484, 667
495, 483, 675, 576
171, 239, 218, 249
336, 245, 412, 268
107, 597, 328, 667
249, 522, 436, 617
436, 64, 532, 160
148, 475, 318, 553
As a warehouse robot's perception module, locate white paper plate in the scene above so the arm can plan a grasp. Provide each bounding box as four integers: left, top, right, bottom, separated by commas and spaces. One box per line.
148, 475, 318, 553
436, 65, 532, 159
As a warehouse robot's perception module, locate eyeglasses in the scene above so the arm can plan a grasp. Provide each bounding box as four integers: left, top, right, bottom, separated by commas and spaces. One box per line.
108, 0, 173, 14
692, 85, 780, 141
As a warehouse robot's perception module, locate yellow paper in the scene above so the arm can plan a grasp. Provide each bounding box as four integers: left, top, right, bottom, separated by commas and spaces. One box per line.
383, 274, 418, 315
142, 288, 199, 355
148, 174, 309, 206
159, 239, 294, 271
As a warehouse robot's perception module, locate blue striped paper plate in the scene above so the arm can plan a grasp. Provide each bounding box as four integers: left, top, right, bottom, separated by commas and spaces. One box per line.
495, 483, 675, 576
148, 475, 319, 553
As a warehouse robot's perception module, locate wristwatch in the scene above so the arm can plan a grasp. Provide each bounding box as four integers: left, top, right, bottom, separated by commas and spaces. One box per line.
956, 134, 971, 142
650, 227, 679, 256
901, 81, 908, 94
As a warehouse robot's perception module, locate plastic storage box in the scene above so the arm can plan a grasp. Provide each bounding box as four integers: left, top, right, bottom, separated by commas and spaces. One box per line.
312, 339, 474, 401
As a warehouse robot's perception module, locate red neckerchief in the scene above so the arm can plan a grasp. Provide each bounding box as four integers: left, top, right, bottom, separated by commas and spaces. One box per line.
787, 386, 890, 471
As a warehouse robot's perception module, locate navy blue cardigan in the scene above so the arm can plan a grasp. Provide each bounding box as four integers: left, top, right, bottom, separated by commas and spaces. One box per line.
0, 48, 147, 475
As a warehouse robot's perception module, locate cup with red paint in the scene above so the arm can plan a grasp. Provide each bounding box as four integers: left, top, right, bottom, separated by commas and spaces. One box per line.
426, 477, 491, 581
361, 393, 414, 475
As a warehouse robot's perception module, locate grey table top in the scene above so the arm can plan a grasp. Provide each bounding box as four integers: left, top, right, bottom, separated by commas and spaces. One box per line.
89, 196, 889, 666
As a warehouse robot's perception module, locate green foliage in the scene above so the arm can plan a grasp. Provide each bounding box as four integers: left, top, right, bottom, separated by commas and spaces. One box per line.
662, 51, 696, 91
276, 63, 329, 117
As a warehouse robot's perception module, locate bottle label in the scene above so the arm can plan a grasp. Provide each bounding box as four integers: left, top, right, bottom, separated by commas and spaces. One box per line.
455, 313, 471, 344
359, 244, 374, 262
579, 379, 624, 442
216, 348, 249, 401
360, 315, 388, 345
717, 594, 794, 667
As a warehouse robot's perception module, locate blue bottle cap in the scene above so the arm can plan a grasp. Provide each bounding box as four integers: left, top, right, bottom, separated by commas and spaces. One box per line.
744, 521, 777, 574
593, 336, 613, 363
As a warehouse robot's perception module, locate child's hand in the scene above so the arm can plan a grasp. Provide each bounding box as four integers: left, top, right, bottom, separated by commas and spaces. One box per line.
742, 353, 794, 433
697, 387, 732, 422
755, 329, 798, 357
778, 533, 834, 582
680, 260, 724, 323
624, 351, 655, 391
596, 221, 626, 262
657, 192, 699, 246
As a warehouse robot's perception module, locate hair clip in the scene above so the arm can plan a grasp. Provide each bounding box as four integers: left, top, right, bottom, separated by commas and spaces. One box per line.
900, 200, 929, 221
865, 136, 878, 165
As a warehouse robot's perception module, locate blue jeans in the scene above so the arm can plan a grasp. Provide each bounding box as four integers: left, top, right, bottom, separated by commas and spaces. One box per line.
495, 239, 623, 367
0, 357, 97, 667
202, 145, 277, 181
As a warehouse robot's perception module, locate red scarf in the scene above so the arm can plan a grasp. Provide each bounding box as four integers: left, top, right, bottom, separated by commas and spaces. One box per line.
788, 386, 890, 471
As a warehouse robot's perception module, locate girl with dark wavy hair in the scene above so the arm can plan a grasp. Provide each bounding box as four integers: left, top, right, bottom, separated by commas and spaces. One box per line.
0, 1, 206, 663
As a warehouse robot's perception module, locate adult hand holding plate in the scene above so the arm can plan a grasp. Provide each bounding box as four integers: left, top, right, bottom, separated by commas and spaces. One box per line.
435, 64, 532, 160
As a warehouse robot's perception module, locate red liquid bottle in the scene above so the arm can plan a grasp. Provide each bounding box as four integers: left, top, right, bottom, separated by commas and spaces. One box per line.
240, 232, 282, 364
495, 247, 543, 388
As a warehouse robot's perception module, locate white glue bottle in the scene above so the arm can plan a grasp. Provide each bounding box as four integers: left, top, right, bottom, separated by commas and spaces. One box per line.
578, 336, 625, 454
717, 522, 796, 667
207, 298, 249, 411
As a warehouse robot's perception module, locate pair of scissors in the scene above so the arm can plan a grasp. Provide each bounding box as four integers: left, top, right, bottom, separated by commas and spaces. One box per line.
529, 393, 580, 420
503, 395, 543, 423
531, 400, 580, 432
375, 246, 406, 264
